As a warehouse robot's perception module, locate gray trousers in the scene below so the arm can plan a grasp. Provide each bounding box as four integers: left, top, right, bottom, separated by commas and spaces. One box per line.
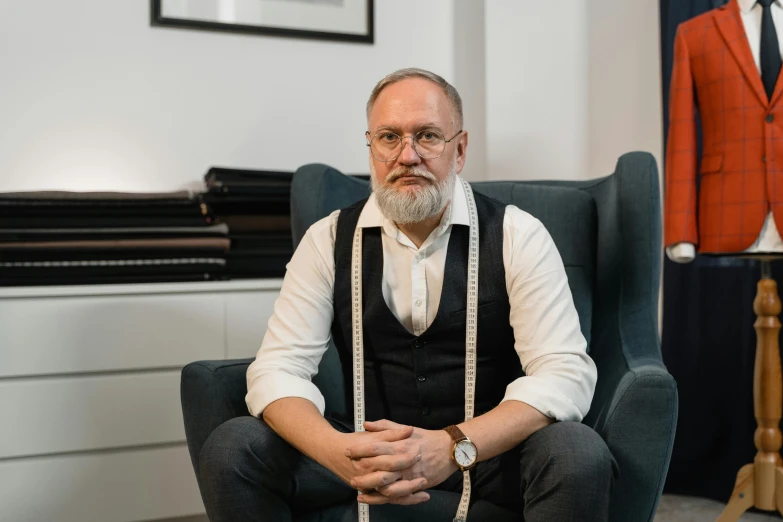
199, 416, 617, 522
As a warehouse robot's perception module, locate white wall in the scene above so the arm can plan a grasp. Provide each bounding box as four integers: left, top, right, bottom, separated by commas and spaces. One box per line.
485, 0, 590, 181
483, 0, 662, 181
0, 1, 662, 191
0, 0, 454, 192
588, 0, 663, 180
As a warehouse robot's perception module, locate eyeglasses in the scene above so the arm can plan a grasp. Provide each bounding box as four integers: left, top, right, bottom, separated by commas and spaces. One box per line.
366, 129, 463, 162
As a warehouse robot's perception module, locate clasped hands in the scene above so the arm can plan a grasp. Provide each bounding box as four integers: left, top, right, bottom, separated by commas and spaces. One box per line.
337, 419, 459, 505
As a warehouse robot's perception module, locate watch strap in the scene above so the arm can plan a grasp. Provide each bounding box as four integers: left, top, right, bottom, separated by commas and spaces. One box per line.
444, 424, 468, 443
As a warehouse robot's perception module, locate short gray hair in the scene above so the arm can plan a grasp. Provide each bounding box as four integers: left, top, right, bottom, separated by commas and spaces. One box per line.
366, 68, 463, 129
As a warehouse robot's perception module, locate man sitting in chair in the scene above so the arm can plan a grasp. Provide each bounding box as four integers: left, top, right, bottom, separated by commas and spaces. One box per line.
200, 68, 617, 522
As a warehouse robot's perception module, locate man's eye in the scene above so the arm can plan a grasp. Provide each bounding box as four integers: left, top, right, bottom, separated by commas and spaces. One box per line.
381, 133, 398, 142
419, 132, 436, 141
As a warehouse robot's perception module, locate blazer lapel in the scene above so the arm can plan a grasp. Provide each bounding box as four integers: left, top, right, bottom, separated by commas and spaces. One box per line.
715, 0, 769, 106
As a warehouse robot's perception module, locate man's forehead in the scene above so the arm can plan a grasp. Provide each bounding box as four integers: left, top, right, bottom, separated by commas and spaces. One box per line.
369, 79, 452, 129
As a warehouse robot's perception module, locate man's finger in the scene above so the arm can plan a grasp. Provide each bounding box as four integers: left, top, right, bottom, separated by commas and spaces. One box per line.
345, 441, 395, 459
350, 470, 401, 491
364, 419, 404, 432
378, 477, 428, 499
350, 452, 421, 473
358, 490, 430, 506
375, 426, 413, 442
344, 428, 413, 458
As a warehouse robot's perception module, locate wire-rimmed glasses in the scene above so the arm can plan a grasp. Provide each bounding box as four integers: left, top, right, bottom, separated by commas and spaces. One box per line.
366, 129, 463, 162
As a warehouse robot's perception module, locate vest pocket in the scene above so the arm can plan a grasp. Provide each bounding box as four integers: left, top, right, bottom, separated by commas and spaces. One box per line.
449, 300, 503, 324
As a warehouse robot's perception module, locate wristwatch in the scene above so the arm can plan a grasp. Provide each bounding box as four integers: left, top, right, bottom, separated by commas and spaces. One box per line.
444, 425, 478, 471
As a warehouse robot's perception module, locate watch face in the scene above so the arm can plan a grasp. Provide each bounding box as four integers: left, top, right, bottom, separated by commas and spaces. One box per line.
454, 440, 477, 467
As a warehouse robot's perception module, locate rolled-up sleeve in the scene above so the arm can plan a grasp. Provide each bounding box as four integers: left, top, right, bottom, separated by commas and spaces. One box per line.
245, 211, 340, 417
501, 206, 597, 422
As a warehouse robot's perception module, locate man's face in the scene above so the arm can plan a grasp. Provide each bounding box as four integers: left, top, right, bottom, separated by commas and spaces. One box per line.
367, 77, 467, 200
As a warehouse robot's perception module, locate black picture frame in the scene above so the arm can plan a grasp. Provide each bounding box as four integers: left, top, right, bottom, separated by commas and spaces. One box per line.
150, 0, 374, 44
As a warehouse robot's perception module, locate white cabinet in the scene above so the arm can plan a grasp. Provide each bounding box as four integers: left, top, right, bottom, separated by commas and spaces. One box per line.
0, 279, 282, 522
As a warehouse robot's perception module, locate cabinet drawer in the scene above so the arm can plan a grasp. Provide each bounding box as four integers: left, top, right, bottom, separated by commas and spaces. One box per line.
0, 293, 225, 377
0, 371, 184, 459
0, 444, 203, 522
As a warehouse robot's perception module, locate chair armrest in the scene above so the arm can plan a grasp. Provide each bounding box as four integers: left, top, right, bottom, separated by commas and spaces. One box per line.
181, 358, 254, 479
585, 355, 678, 522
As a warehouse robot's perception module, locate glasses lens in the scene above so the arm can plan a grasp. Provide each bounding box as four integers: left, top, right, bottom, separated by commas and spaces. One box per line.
414, 130, 445, 159
370, 132, 402, 161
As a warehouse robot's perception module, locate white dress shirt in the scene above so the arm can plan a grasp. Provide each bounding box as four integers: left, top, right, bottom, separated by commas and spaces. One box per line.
667, 0, 783, 262
246, 176, 597, 423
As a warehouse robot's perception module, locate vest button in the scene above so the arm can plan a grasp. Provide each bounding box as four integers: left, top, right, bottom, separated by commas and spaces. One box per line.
417, 374, 426, 382
421, 406, 431, 415
413, 340, 425, 349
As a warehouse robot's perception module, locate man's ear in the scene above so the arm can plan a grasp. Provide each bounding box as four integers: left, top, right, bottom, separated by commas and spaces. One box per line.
455, 131, 469, 173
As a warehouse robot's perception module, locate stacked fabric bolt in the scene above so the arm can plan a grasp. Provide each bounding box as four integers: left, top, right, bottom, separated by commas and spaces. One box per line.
201, 167, 294, 279
0, 190, 229, 286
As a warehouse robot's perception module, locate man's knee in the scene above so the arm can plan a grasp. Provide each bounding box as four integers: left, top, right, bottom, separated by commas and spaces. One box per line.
523, 421, 618, 486
199, 416, 296, 486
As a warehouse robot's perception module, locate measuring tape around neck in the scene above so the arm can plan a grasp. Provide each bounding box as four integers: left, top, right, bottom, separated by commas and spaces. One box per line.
350, 177, 479, 522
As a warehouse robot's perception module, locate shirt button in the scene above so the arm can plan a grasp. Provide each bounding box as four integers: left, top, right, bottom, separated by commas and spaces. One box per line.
415, 299, 423, 307
421, 406, 431, 415
763, 155, 768, 163
415, 252, 423, 260
417, 374, 426, 382
767, 114, 775, 123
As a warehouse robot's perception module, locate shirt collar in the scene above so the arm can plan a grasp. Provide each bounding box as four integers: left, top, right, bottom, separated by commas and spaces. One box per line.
739, 0, 778, 13
356, 174, 471, 236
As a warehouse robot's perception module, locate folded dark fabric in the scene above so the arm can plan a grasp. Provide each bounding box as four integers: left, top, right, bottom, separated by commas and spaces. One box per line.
0, 203, 206, 217
0, 237, 231, 251
0, 224, 229, 242
0, 258, 227, 287
220, 215, 291, 233
228, 233, 292, 252
204, 167, 292, 194
2, 215, 214, 229
0, 190, 194, 202
0, 273, 225, 287
201, 194, 289, 215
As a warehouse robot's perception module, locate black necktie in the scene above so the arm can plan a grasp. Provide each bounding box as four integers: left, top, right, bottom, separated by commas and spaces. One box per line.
759, 0, 782, 100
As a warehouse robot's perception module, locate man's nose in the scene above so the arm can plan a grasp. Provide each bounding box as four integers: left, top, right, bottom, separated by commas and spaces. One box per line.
398, 136, 421, 165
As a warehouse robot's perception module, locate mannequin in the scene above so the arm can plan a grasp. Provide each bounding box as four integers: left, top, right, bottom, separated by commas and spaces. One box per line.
665, 2, 783, 520
665, 0, 783, 262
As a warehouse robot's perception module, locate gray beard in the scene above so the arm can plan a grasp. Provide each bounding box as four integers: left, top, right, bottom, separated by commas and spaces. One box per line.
370, 162, 457, 225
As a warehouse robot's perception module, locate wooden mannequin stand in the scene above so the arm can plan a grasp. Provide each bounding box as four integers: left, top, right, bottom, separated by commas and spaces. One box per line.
718, 259, 783, 521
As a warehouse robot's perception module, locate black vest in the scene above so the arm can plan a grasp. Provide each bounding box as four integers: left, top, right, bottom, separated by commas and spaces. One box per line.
331, 192, 521, 430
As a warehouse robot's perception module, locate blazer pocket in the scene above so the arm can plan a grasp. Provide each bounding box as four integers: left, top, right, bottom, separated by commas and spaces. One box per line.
449, 300, 503, 324
699, 154, 723, 175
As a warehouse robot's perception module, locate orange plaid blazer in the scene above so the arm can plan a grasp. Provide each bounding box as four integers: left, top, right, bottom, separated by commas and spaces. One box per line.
665, 0, 783, 253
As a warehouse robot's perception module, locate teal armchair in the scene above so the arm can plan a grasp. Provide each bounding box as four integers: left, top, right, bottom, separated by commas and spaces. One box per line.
181, 151, 678, 522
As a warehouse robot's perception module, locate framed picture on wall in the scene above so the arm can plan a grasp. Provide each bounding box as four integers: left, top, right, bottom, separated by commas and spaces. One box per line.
150, 0, 373, 44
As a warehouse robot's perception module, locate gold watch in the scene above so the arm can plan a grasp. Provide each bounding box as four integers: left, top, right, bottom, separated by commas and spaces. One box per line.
444, 425, 478, 471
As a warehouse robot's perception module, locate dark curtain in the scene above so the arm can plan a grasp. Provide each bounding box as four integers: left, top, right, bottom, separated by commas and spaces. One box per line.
659, 0, 783, 506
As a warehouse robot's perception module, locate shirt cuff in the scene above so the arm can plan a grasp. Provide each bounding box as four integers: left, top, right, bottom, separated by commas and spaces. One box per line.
665, 243, 695, 263
501, 375, 586, 422
245, 371, 326, 417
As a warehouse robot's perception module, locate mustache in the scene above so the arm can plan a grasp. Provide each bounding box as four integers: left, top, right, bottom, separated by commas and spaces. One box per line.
385, 167, 437, 184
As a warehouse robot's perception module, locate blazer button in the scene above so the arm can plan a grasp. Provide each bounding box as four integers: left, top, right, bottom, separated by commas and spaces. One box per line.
767, 114, 775, 123
421, 406, 431, 415
417, 374, 427, 382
